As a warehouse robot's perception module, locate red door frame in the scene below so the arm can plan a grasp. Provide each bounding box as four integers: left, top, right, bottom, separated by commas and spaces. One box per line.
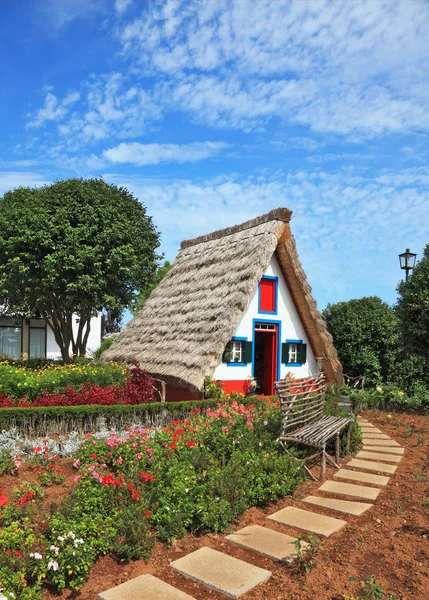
253, 323, 278, 395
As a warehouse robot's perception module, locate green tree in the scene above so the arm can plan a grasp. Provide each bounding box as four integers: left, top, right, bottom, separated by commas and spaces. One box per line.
396, 244, 429, 383
130, 260, 172, 314
322, 296, 401, 386
0, 178, 160, 360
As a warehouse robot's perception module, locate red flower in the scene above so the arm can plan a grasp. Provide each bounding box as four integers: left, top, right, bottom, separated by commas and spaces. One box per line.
0, 495, 9, 507
169, 442, 177, 449
186, 441, 196, 447
145, 510, 151, 518
131, 491, 140, 502
127, 483, 133, 491
15, 551, 22, 558
140, 471, 154, 482
90, 453, 97, 459
19, 495, 28, 504
28, 490, 35, 499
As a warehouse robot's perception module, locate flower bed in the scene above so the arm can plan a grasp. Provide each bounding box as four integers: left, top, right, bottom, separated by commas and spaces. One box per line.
0, 360, 127, 401
0, 365, 154, 408
0, 397, 305, 599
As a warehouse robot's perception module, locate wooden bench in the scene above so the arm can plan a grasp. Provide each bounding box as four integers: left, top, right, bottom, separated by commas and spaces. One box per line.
275, 373, 353, 481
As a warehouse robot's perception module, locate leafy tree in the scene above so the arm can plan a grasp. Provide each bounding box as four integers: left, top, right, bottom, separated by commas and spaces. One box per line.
322, 296, 401, 386
396, 243, 429, 383
0, 178, 160, 361
101, 309, 123, 339
130, 260, 172, 314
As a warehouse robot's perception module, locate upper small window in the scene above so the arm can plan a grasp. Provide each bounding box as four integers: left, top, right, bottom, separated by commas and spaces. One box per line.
258, 277, 277, 314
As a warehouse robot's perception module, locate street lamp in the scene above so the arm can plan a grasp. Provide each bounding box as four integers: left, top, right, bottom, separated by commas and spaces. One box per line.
398, 248, 417, 281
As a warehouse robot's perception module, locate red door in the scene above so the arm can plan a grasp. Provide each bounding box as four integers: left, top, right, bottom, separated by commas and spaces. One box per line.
254, 324, 278, 395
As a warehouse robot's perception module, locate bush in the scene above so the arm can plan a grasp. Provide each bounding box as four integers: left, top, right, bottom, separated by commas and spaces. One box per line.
0, 360, 127, 400
0, 365, 154, 408
348, 383, 429, 412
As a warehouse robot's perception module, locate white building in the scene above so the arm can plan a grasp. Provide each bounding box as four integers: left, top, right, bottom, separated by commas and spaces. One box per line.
0, 314, 101, 360
104, 208, 343, 400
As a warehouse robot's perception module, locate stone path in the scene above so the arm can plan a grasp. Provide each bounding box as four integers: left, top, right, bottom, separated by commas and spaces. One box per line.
98, 415, 404, 599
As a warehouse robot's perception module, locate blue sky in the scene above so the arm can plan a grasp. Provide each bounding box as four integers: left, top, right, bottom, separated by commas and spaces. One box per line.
1, 0, 429, 320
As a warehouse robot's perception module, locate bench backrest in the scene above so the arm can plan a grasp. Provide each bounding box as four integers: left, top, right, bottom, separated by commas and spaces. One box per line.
275, 373, 326, 438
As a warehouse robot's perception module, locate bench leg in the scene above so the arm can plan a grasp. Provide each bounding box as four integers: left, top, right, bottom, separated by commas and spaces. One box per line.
335, 432, 340, 465
320, 446, 326, 482
346, 422, 352, 454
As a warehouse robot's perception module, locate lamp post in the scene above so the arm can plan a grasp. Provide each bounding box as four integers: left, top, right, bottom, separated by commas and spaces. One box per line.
398, 248, 417, 282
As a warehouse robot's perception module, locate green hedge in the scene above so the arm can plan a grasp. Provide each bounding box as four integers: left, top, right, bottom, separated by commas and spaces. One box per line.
0, 397, 260, 436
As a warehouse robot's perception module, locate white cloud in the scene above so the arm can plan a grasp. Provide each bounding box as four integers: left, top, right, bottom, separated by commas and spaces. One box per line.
27, 92, 80, 129
105, 166, 429, 306
115, 0, 133, 15
103, 141, 229, 165
116, 0, 429, 136
0, 171, 50, 196
38, 0, 105, 29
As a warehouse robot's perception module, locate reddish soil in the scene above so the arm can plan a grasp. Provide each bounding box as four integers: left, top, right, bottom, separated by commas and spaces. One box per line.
2, 411, 428, 600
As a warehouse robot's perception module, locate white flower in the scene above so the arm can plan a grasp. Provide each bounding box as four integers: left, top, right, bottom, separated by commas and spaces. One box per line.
57, 536, 64, 542
48, 560, 59, 571
50, 545, 59, 555
67, 531, 76, 539
30, 552, 43, 560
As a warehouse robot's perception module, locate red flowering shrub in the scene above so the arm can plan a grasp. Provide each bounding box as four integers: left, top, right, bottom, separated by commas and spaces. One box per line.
0, 365, 154, 408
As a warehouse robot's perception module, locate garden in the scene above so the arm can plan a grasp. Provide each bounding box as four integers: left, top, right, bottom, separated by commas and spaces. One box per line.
1, 362, 427, 599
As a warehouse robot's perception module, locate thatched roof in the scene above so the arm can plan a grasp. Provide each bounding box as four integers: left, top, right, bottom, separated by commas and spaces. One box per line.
103, 208, 343, 391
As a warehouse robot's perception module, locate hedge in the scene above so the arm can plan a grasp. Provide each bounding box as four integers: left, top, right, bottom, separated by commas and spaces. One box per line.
0, 397, 261, 437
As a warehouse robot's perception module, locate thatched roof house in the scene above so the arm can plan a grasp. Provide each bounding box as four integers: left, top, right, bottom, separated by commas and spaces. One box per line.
103, 208, 343, 399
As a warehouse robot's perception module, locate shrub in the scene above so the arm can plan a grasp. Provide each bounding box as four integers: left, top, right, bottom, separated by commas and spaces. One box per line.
0, 360, 127, 401
0, 365, 154, 408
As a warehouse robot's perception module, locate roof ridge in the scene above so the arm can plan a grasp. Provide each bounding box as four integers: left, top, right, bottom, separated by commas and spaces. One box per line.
180, 207, 292, 250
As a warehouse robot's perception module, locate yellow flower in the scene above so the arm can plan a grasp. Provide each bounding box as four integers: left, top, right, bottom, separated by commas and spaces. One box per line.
387, 414, 392, 419
398, 391, 404, 397
376, 386, 383, 393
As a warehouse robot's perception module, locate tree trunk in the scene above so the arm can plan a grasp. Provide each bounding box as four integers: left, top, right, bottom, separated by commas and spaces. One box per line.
46, 297, 93, 361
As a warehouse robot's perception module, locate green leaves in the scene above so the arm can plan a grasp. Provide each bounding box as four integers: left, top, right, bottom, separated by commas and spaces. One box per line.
323, 297, 401, 386
0, 178, 160, 358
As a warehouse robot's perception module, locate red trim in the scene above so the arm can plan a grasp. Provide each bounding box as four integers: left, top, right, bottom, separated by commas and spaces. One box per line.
220, 380, 251, 395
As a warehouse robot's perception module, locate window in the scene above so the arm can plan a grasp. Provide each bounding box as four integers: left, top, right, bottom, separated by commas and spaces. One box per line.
29, 319, 46, 359
258, 277, 278, 314
231, 340, 243, 363
222, 338, 252, 365
255, 322, 276, 331
288, 343, 298, 364
282, 340, 307, 366
0, 317, 22, 359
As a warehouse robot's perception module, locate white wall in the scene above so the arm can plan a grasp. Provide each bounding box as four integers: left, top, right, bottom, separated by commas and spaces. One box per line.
46, 314, 102, 359
213, 255, 318, 382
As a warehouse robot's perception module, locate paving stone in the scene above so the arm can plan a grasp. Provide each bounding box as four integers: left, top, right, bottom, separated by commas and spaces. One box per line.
334, 468, 390, 486
361, 433, 391, 439
347, 458, 397, 474
361, 427, 382, 433
170, 547, 271, 599
361, 438, 400, 446
267, 506, 346, 537
226, 525, 305, 562
363, 445, 404, 455
302, 495, 373, 516
98, 574, 196, 600
319, 480, 380, 500
357, 451, 401, 463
